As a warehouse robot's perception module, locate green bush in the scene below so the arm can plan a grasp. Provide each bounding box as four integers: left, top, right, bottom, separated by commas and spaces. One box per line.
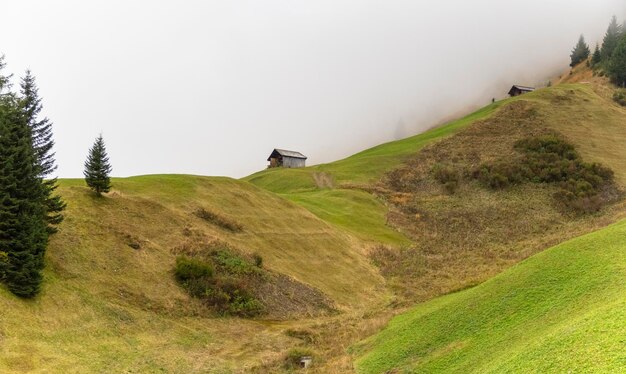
432, 164, 460, 194
228, 291, 264, 317
182, 277, 215, 299
175, 256, 213, 281
613, 89, 626, 106
476, 161, 529, 188
174, 253, 265, 317
475, 135, 614, 214
211, 277, 264, 316
477, 167, 509, 189
212, 250, 259, 275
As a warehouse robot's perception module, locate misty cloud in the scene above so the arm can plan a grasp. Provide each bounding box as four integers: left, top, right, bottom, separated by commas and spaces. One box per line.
1, 0, 624, 178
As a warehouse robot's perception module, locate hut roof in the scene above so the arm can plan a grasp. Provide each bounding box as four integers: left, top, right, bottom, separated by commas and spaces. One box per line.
508, 85, 535, 95
267, 149, 308, 161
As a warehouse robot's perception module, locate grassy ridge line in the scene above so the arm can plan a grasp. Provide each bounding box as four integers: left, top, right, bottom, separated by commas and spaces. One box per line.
353, 218, 626, 373
320, 101, 507, 186
246, 101, 506, 193
245, 101, 507, 245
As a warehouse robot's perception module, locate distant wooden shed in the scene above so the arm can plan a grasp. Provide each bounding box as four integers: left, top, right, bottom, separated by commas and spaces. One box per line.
508, 85, 535, 97
267, 149, 307, 168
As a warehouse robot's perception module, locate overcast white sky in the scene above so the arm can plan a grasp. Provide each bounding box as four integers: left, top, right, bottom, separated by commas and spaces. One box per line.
2, 1, 624, 178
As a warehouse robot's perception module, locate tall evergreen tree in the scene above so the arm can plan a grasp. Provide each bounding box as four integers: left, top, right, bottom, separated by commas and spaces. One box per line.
84, 135, 112, 195
20, 71, 65, 233
0, 55, 10, 92
0, 250, 7, 282
0, 60, 8, 282
591, 43, 602, 67
570, 35, 591, 67
608, 36, 626, 87
601, 16, 623, 61
0, 86, 48, 298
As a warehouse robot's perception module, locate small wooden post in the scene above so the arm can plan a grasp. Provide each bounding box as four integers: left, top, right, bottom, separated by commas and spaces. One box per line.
300, 356, 312, 369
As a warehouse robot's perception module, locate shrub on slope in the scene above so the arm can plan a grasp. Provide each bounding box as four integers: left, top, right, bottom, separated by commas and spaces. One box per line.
173, 233, 335, 319
476, 134, 616, 214
377, 100, 621, 303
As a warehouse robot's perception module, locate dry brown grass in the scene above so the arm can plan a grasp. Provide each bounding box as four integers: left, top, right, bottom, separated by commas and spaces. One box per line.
556, 61, 596, 85
529, 84, 626, 187
194, 206, 244, 232
376, 99, 624, 303
0, 175, 387, 373
250, 305, 398, 373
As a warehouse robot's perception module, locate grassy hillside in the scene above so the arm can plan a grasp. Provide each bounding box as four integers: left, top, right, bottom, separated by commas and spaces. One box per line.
354, 218, 626, 373
4, 63, 626, 372
245, 103, 505, 245
0, 175, 387, 372
522, 82, 626, 185
286, 189, 406, 245
295, 68, 626, 371
371, 94, 624, 302
247, 102, 503, 192
248, 81, 626, 192
249, 74, 626, 303
350, 70, 626, 372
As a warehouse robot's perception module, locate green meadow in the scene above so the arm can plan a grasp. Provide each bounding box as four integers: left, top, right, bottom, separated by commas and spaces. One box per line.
354, 219, 626, 373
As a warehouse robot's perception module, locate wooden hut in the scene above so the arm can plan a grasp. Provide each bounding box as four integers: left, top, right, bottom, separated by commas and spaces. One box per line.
508, 85, 535, 97
267, 149, 307, 168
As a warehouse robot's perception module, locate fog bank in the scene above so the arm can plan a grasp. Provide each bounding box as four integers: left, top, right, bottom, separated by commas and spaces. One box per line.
2, 1, 624, 177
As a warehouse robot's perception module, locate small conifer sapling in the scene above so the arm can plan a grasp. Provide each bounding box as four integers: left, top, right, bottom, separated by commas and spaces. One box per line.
84, 135, 112, 196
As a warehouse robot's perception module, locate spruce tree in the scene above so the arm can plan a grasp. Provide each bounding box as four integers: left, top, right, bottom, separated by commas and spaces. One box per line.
601, 16, 623, 61
0, 88, 48, 298
20, 71, 65, 234
0, 250, 7, 282
591, 43, 602, 67
0, 55, 12, 281
84, 135, 112, 195
570, 35, 590, 67
608, 37, 626, 87
0, 55, 10, 92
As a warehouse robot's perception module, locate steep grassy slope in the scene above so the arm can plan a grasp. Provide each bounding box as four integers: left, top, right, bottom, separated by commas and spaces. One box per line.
249, 75, 626, 304
4, 63, 626, 373
372, 96, 623, 303
247, 103, 503, 192
0, 175, 386, 372
354, 218, 626, 373
522, 82, 626, 185
285, 189, 405, 245
351, 69, 626, 373
245, 103, 504, 245
248, 81, 626, 193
